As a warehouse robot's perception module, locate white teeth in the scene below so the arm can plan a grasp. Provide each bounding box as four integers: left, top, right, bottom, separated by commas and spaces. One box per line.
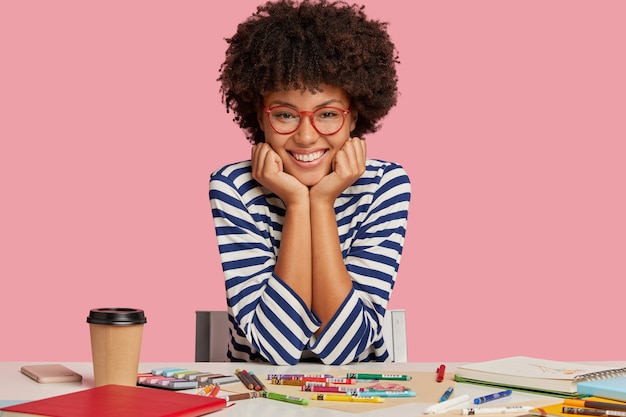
293, 151, 324, 162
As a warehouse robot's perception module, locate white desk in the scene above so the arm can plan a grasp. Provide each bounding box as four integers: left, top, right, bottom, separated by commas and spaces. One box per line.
0, 361, 596, 417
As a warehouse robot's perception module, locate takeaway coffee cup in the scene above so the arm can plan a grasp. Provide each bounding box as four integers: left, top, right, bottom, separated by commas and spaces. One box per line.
87, 308, 147, 387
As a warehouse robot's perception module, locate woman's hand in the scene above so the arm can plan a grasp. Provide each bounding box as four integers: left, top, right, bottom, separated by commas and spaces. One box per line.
251, 143, 309, 205
310, 137, 366, 203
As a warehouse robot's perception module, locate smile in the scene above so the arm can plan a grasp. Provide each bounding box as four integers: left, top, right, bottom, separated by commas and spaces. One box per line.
291, 151, 326, 162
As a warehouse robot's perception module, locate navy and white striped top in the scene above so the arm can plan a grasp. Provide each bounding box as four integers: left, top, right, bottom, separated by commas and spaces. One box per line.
209, 159, 411, 365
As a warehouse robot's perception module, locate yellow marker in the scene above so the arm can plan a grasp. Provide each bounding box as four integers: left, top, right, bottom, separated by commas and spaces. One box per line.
312, 394, 384, 403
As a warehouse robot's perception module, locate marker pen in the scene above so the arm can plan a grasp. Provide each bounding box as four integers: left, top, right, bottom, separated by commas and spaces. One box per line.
301, 385, 365, 393
437, 365, 446, 382
439, 386, 454, 402
267, 373, 334, 380
312, 394, 384, 403
462, 406, 533, 415
473, 390, 512, 404
346, 373, 412, 381
424, 394, 471, 414
357, 390, 416, 398
262, 391, 309, 406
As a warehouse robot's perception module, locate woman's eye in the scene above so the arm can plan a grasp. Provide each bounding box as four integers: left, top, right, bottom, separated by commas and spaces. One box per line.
318, 111, 339, 119
273, 111, 297, 120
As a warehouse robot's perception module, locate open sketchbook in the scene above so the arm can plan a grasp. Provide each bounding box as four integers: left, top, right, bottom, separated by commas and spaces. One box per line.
454, 356, 626, 397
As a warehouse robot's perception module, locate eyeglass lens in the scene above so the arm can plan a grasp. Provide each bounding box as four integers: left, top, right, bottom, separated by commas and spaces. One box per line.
267, 106, 348, 135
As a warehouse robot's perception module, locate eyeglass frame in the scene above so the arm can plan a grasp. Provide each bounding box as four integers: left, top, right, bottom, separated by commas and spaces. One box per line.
263, 105, 351, 136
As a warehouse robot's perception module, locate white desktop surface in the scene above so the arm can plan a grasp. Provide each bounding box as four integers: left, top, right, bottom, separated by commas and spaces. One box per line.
0, 361, 613, 417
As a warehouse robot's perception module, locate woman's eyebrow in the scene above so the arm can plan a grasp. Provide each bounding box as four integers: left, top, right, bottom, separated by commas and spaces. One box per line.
266, 98, 345, 109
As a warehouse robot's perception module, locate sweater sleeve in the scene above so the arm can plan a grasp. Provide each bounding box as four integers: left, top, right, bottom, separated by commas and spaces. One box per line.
209, 165, 321, 365
307, 162, 411, 364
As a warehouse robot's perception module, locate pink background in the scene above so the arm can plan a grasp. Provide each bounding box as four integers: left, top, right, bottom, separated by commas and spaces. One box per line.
1, 1, 624, 363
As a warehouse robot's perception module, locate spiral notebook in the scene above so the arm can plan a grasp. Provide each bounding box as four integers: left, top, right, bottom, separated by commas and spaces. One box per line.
454, 356, 626, 397
577, 377, 626, 402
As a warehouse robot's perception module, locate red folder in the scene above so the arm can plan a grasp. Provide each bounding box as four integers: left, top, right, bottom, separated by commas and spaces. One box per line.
0, 384, 227, 417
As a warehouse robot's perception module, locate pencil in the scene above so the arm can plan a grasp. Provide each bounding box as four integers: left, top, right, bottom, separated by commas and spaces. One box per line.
563, 407, 626, 417
235, 369, 255, 390
242, 369, 260, 390
224, 391, 260, 402
248, 370, 267, 391
564, 400, 626, 413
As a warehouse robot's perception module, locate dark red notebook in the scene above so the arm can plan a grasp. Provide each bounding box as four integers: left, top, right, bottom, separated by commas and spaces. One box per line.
0, 384, 227, 417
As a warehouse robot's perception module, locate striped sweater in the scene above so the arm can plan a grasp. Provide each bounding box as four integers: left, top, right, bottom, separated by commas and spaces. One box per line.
209, 159, 411, 365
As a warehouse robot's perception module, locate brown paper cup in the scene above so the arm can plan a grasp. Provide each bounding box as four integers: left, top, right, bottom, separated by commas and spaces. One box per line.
87, 308, 147, 387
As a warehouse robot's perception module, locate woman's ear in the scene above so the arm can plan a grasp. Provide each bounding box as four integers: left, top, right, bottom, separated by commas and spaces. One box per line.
257, 110, 265, 132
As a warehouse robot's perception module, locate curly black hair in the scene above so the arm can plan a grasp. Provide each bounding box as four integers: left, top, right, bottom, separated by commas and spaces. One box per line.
218, 0, 400, 144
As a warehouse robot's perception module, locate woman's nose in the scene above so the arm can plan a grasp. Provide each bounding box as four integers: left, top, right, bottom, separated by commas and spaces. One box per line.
292, 115, 319, 145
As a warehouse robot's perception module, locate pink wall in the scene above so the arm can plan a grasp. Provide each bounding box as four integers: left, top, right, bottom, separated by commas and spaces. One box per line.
1, 1, 624, 363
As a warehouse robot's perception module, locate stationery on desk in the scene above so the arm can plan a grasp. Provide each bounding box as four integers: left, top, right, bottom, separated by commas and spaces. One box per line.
346, 372, 413, 381
262, 390, 309, 406
312, 393, 384, 403
454, 356, 626, 397
437, 364, 446, 383
0, 384, 227, 417
222, 369, 458, 413
440, 386, 454, 402
424, 393, 470, 414
3, 362, 575, 416
562, 399, 626, 413
473, 389, 513, 404
137, 367, 239, 391
530, 396, 626, 417
577, 377, 626, 402
462, 405, 533, 415
425, 388, 522, 415
561, 407, 626, 417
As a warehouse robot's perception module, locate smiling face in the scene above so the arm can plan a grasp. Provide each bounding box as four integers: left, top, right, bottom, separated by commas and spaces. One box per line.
259, 84, 357, 187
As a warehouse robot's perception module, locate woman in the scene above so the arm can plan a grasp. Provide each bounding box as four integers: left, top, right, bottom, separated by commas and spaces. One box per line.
209, 0, 411, 365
